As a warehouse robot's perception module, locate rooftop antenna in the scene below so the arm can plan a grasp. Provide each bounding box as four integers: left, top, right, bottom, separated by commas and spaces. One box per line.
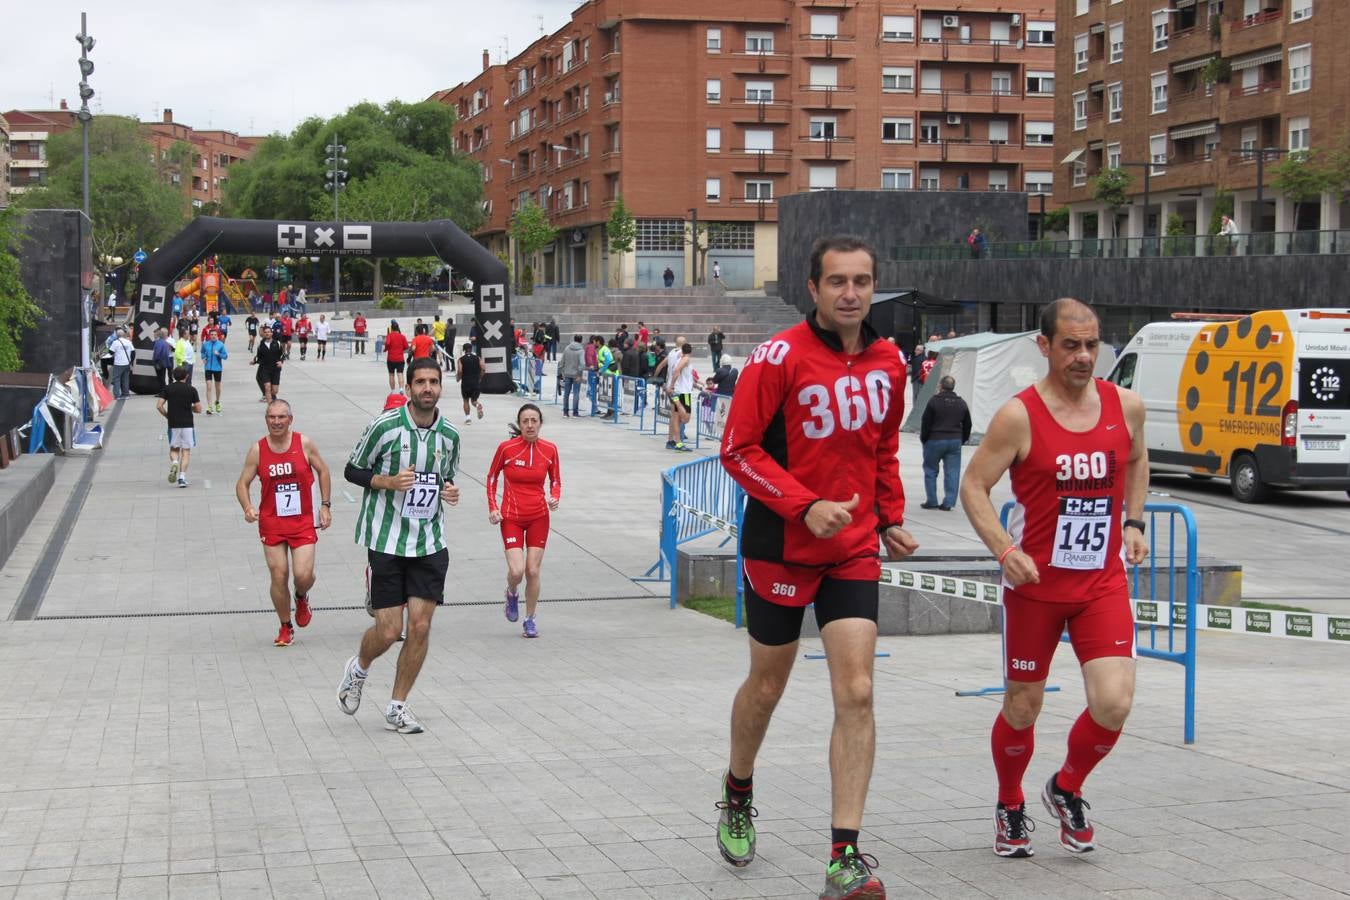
536, 14, 545, 35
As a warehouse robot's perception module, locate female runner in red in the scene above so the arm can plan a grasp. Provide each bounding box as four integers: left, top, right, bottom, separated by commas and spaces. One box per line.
486, 403, 561, 638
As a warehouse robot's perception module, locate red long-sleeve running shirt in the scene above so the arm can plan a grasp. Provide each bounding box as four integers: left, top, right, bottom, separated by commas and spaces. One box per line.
486, 436, 562, 520
721, 316, 907, 567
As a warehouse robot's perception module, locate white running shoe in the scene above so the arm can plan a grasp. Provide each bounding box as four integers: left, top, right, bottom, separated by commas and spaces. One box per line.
337, 655, 367, 715
168, 461, 179, 483
385, 703, 424, 734
464, 415, 472, 424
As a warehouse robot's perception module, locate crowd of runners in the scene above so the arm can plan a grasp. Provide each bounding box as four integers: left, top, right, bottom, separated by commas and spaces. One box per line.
142, 234, 1150, 900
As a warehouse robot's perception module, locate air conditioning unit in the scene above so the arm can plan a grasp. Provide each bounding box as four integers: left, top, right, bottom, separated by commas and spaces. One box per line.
1011, 13, 1021, 26
603, 91, 614, 104
942, 15, 959, 28
946, 114, 962, 125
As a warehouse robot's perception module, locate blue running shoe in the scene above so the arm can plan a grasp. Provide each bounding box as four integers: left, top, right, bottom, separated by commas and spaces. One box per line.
504, 590, 520, 623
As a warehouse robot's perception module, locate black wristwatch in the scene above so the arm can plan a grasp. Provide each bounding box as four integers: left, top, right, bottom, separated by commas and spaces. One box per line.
321, 500, 332, 508
1123, 518, 1146, 535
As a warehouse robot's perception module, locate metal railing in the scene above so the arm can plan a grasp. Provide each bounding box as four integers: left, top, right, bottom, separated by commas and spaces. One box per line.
693, 390, 733, 448
894, 229, 1350, 261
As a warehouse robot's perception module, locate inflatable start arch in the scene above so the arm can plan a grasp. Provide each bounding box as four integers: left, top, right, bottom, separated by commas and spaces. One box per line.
128, 217, 513, 394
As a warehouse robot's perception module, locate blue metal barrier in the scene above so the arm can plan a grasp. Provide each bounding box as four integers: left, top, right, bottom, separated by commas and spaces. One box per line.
655, 456, 745, 607
693, 390, 733, 449
998, 500, 1199, 744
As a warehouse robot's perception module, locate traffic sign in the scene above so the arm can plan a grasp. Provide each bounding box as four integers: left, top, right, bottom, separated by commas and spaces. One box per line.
133, 249, 147, 264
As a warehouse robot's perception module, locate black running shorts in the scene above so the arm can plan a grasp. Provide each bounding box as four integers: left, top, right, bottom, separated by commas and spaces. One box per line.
743, 577, 878, 646
367, 548, 449, 609
387, 360, 406, 375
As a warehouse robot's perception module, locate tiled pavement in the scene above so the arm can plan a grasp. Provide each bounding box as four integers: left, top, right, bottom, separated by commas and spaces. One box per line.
1, 325, 1347, 898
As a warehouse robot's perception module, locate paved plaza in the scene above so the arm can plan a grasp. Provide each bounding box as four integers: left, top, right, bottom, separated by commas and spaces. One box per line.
1, 325, 1348, 899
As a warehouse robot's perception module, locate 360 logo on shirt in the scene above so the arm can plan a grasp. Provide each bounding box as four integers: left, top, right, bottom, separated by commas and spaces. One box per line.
798, 371, 892, 439
267, 462, 294, 477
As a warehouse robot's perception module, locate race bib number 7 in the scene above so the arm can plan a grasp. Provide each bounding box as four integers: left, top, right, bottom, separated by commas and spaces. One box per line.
1051, 496, 1112, 570
400, 472, 440, 520
274, 481, 301, 517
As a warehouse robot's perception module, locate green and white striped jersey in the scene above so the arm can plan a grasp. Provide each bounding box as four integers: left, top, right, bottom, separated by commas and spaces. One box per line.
348, 406, 462, 557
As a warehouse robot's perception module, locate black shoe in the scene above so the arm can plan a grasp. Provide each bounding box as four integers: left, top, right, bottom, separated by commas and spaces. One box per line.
939, 504, 953, 511
921, 502, 940, 509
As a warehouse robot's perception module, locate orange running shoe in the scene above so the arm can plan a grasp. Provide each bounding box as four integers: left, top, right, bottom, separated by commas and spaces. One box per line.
274, 623, 294, 647
295, 595, 312, 628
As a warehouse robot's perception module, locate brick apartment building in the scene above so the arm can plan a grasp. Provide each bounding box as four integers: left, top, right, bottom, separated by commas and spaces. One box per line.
434, 0, 1057, 289
1053, 0, 1348, 243
2, 105, 77, 196
0, 113, 10, 207
142, 109, 258, 210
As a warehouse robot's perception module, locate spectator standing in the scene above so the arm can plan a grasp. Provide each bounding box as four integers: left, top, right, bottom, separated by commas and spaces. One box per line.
314, 314, 330, 360
920, 349, 938, 384
353, 313, 368, 354
708, 326, 726, 371
583, 335, 600, 413
968, 227, 987, 259
531, 340, 546, 397
545, 319, 559, 360
107, 327, 135, 399
919, 375, 972, 510
444, 317, 458, 363
200, 331, 229, 415
637, 322, 649, 344
559, 335, 585, 417
156, 366, 202, 488
1219, 214, 1239, 255
432, 315, 446, 353
663, 266, 675, 287
152, 327, 173, 390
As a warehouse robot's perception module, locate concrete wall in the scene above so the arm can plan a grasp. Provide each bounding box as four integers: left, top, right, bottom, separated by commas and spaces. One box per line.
778, 190, 1028, 312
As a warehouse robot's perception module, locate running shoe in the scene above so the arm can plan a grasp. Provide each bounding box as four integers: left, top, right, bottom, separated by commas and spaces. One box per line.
476, 403, 485, 420
994, 802, 1035, 858
523, 617, 537, 638
1041, 774, 1095, 853
504, 590, 520, 623
168, 461, 179, 483
178, 476, 189, 488
464, 415, 472, 424
715, 783, 757, 868
215, 403, 222, 414
666, 440, 679, 450
385, 704, 425, 734
337, 655, 366, 715
205, 407, 214, 415
819, 846, 884, 899
274, 623, 294, 647
294, 595, 312, 628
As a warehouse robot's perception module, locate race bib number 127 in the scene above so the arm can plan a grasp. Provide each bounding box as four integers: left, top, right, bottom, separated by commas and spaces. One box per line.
400, 472, 440, 520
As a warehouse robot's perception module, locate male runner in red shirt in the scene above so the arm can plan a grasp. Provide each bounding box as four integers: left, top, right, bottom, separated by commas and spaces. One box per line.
235, 399, 334, 646
410, 328, 437, 361
486, 403, 561, 638
961, 298, 1148, 858
716, 235, 919, 899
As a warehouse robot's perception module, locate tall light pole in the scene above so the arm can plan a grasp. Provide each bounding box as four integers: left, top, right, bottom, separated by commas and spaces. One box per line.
325, 138, 347, 311
75, 13, 94, 220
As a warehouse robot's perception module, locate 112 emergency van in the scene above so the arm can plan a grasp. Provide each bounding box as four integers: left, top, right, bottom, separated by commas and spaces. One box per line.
1106, 309, 1350, 502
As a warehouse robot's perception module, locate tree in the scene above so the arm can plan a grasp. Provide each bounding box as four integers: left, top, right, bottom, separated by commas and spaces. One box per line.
0, 207, 43, 372
19, 115, 187, 265
508, 199, 558, 295
1208, 187, 1235, 234
606, 195, 636, 287
1041, 206, 1070, 236
1090, 168, 1133, 237
1271, 150, 1328, 229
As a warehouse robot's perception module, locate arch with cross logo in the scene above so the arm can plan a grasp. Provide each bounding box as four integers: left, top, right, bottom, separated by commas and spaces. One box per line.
128, 216, 513, 395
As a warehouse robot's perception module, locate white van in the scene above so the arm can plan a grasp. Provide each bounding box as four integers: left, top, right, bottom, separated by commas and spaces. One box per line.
1106, 309, 1350, 502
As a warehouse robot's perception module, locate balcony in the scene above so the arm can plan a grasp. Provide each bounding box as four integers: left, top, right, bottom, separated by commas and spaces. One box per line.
796, 34, 857, 59
1223, 12, 1284, 58
796, 135, 855, 160
795, 86, 856, 111
729, 99, 793, 124
916, 37, 1023, 64
1224, 79, 1282, 121
728, 150, 792, 174
600, 50, 620, 75
729, 52, 792, 76
1169, 86, 1220, 119
600, 150, 621, 173
917, 88, 1032, 115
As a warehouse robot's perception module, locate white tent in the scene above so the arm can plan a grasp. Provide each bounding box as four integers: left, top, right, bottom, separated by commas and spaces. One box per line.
902, 331, 1116, 439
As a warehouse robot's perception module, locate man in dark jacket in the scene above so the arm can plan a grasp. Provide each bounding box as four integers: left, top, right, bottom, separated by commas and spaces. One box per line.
920, 375, 972, 510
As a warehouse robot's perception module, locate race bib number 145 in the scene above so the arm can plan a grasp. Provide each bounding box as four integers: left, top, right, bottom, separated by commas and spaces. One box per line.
1051, 496, 1112, 570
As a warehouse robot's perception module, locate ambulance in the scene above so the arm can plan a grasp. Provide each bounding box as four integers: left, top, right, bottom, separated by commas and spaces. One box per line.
1105, 309, 1350, 503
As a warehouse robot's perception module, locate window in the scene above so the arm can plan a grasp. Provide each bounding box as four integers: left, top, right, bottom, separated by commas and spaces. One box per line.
1289, 45, 1311, 92
920, 16, 942, 42
1291, 0, 1312, 21
1074, 91, 1088, 130
882, 67, 914, 92
992, 71, 1012, 95
1109, 23, 1124, 63
1075, 34, 1089, 72
988, 120, 1008, 144
707, 79, 721, 102
1240, 125, 1258, 153
1076, 0, 1090, 13
746, 81, 774, 103
746, 30, 774, 54
809, 64, 838, 89
810, 116, 838, 140
882, 15, 915, 40
988, 170, 1009, 191
745, 180, 773, 200
1288, 116, 1311, 154
706, 128, 721, 152
1027, 21, 1055, 45
920, 119, 940, 143
706, 178, 721, 201
990, 20, 1011, 44
1073, 161, 1087, 187
920, 168, 940, 190
516, 68, 529, 93
809, 14, 838, 38
1150, 133, 1168, 173
881, 168, 912, 189
1025, 121, 1054, 145
882, 117, 914, 142
745, 129, 774, 153
1108, 82, 1123, 122
708, 223, 755, 250
1025, 170, 1053, 193
707, 28, 721, 51
636, 219, 686, 251
1152, 72, 1168, 113
583, 85, 590, 108
581, 133, 590, 156
1153, 11, 1169, 50
1107, 142, 1121, 169
921, 68, 942, 93
1026, 71, 1055, 95
809, 166, 837, 191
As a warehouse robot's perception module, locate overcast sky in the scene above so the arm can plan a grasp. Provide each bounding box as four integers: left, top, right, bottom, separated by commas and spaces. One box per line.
2, 0, 572, 136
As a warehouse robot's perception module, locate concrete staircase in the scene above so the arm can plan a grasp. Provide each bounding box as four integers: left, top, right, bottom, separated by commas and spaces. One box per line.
503, 288, 802, 359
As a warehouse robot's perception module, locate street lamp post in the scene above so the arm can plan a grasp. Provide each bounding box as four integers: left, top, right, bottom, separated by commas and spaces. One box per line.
325, 138, 347, 312
75, 13, 95, 220
688, 206, 698, 286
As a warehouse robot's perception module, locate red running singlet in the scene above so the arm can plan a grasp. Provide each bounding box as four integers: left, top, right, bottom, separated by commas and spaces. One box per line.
1006, 380, 1132, 603
486, 436, 561, 521
257, 432, 317, 546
